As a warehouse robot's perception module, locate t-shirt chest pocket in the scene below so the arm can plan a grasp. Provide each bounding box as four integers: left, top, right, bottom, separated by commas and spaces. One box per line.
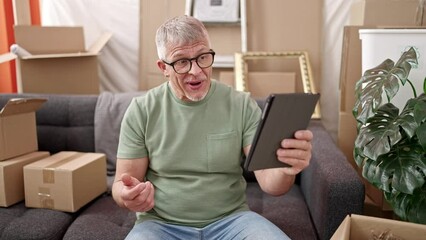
207, 131, 240, 173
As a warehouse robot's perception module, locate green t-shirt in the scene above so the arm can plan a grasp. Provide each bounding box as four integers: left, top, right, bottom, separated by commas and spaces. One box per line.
117, 80, 261, 227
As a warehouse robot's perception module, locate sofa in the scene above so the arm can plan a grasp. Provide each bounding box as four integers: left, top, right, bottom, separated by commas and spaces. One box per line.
0, 92, 364, 240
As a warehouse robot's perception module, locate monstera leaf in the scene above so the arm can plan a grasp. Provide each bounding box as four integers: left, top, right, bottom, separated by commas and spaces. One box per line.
353, 47, 418, 125
414, 95, 426, 151
355, 103, 401, 160
356, 95, 426, 160
365, 136, 426, 194
384, 185, 426, 224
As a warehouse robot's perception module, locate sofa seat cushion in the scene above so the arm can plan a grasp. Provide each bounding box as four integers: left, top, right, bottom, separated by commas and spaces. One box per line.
0, 202, 74, 240
246, 182, 317, 240
63, 195, 136, 240
64, 183, 317, 240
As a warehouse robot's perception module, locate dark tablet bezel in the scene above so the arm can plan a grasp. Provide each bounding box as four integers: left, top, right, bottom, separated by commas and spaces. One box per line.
244, 93, 320, 171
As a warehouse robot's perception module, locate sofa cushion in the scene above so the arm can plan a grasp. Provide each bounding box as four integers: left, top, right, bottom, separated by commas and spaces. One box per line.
0, 202, 74, 240
65, 183, 316, 240
246, 182, 317, 239
62, 195, 136, 240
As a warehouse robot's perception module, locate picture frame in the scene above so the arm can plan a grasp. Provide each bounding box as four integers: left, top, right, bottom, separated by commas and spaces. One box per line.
234, 51, 321, 119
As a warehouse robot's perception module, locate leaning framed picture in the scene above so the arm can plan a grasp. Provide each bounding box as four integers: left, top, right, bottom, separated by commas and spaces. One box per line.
193, 0, 240, 22
234, 51, 321, 119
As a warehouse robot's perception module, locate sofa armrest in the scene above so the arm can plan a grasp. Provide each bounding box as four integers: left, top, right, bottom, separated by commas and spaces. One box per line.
301, 120, 364, 240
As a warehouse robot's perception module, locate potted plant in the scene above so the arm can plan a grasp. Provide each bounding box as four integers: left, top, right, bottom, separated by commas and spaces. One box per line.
353, 47, 426, 224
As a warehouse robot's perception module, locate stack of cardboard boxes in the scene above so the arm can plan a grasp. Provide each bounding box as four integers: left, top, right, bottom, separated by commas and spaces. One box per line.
0, 98, 106, 212
338, 0, 426, 213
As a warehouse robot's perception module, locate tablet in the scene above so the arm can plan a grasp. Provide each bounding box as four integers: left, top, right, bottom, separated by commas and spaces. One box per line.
244, 93, 320, 171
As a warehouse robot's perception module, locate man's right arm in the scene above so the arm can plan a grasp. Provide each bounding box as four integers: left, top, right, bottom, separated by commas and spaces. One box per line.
112, 157, 154, 212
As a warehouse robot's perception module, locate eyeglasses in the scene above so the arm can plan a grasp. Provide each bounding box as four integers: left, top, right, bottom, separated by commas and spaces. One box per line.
162, 50, 215, 74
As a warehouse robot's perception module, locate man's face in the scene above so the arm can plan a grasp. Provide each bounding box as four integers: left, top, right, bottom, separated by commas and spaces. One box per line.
157, 40, 213, 102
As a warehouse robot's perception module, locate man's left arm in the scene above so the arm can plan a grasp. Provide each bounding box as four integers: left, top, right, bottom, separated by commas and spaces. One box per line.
245, 130, 313, 196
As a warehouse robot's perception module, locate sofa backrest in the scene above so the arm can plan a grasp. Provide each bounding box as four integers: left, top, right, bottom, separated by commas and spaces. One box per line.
94, 91, 146, 177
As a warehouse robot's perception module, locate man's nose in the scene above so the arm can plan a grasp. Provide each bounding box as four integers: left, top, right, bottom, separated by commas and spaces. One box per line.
188, 59, 202, 74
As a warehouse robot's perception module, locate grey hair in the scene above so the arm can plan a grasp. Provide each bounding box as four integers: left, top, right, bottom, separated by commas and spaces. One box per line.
155, 15, 211, 60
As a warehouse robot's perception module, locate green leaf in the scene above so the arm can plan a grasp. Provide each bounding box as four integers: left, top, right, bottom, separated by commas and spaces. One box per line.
413, 94, 426, 150
370, 137, 426, 194
390, 47, 418, 86
398, 98, 421, 138
361, 156, 382, 188
353, 47, 418, 125
384, 190, 408, 220
406, 187, 426, 224
417, 123, 426, 151
424, 77, 426, 94
353, 146, 367, 167
413, 94, 426, 125
355, 103, 401, 160
385, 185, 426, 224
353, 59, 394, 124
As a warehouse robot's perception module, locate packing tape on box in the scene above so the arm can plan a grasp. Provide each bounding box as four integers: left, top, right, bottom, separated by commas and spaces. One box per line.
38, 187, 54, 209
417, 0, 425, 26
42, 152, 85, 184
38, 152, 85, 208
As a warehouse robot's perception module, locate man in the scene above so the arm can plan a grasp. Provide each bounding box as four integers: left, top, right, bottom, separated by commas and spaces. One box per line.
112, 15, 313, 240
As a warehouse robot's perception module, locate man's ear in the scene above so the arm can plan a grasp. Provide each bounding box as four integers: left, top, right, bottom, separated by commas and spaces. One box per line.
157, 60, 166, 71
157, 60, 169, 77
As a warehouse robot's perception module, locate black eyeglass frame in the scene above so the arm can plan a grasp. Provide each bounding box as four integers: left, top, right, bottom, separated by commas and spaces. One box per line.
162, 50, 216, 74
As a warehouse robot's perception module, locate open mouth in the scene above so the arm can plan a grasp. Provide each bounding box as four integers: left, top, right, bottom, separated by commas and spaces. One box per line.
186, 81, 203, 90
187, 81, 202, 86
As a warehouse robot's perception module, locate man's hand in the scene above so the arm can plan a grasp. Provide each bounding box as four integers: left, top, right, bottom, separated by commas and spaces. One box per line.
276, 129, 313, 175
119, 173, 155, 212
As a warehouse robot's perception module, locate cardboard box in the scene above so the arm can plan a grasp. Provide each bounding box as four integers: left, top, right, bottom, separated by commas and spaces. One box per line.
218, 71, 296, 98
331, 214, 426, 240
350, 0, 426, 26
13, 26, 111, 94
0, 151, 50, 207
24, 151, 107, 212
338, 26, 367, 169
0, 98, 46, 161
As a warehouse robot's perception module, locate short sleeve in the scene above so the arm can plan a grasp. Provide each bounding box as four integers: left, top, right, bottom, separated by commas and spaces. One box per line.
117, 97, 149, 159
242, 96, 261, 148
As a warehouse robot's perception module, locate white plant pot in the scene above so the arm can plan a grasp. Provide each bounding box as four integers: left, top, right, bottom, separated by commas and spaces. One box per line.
359, 29, 426, 110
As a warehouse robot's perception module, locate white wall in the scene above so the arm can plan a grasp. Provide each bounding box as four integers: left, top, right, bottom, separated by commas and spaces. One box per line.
320, 0, 354, 141
41, 0, 140, 92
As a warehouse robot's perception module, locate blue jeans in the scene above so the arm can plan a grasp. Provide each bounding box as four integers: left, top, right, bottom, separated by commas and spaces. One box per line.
125, 211, 291, 240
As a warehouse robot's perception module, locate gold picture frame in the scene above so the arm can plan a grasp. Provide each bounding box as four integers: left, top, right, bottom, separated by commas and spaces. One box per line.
234, 51, 321, 119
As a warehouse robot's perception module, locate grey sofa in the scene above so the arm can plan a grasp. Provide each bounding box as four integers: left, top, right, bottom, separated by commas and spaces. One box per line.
0, 92, 364, 240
